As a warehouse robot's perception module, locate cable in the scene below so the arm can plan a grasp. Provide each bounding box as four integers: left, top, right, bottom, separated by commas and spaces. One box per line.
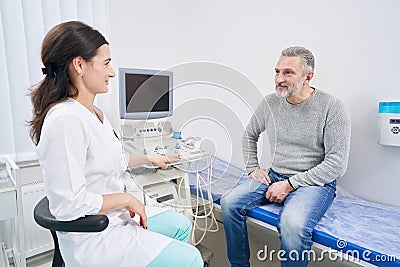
118, 128, 218, 245
173, 155, 219, 245
189, 157, 219, 245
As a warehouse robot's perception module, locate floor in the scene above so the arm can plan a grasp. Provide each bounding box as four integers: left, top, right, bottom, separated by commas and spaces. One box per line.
26, 209, 363, 267
196, 213, 280, 267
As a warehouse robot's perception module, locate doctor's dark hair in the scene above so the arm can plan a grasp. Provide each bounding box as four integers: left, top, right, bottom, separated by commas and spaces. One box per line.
29, 21, 108, 145
281, 46, 315, 73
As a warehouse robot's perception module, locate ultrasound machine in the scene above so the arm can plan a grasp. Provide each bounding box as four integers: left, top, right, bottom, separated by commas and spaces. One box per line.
118, 67, 207, 165
117, 68, 217, 250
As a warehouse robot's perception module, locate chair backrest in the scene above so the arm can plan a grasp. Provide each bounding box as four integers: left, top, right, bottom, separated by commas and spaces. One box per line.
33, 197, 109, 232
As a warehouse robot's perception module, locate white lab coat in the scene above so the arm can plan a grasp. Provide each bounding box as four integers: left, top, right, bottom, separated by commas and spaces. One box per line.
37, 99, 171, 266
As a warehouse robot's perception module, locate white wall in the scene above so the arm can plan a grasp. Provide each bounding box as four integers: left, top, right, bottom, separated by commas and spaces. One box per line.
107, 0, 400, 206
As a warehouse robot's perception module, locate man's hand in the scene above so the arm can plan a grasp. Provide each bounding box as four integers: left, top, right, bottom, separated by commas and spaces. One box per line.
249, 168, 271, 184
265, 180, 294, 203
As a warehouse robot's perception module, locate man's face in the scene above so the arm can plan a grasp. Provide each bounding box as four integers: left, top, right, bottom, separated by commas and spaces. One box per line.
274, 56, 306, 98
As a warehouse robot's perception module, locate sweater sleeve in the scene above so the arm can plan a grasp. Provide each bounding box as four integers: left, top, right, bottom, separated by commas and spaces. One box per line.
242, 99, 268, 174
289, 99, 351, 188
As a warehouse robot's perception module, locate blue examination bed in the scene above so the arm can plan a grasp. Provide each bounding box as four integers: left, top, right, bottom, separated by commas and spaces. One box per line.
185, 157, 400, 266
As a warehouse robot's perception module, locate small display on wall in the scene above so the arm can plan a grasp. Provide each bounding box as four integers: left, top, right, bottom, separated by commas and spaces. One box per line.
378, 101, 400, 146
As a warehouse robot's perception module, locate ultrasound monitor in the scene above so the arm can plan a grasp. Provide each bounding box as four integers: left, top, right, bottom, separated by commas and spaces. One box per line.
119, 68, 173, 120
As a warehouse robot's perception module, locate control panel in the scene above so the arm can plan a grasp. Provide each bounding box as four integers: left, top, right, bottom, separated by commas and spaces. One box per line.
137, 126, 163, 136
123, 137, 207, 165
121, 121, 208, 166
121, 121, 173, 139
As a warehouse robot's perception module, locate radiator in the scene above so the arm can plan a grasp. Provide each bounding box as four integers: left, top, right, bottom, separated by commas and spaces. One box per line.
19, 164, 53, 258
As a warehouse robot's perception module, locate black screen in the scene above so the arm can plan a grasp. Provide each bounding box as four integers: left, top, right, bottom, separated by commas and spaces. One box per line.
125, 73, 169, 112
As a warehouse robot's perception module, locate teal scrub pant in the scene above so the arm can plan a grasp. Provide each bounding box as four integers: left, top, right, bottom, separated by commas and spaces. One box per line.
146, 210, 203, 267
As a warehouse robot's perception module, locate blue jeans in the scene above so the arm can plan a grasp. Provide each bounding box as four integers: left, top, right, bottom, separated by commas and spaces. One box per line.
221, 169, 336, 267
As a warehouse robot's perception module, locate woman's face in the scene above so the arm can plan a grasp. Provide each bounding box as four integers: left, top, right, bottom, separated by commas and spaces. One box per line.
81, 44, 115, 95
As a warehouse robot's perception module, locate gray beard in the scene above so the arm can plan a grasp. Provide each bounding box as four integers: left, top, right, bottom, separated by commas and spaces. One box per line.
275, 81, 303, 98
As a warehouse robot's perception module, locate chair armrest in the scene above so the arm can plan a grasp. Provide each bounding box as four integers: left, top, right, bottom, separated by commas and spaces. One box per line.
34, 197, 109, 232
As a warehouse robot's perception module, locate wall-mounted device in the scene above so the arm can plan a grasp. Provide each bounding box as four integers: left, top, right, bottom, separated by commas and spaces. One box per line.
378, 101, 400, 146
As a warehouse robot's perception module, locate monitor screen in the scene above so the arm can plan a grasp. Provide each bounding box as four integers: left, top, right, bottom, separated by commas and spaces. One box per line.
119, 68, 173, 120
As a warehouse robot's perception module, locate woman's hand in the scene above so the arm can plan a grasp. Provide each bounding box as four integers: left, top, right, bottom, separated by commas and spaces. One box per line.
128, 154, 180, 168
101, 193, 148, 228
148, 154, 180, 169
125, 194, 148, 229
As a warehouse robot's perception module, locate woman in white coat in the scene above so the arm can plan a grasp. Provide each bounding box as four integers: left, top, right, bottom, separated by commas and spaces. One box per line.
29, 21, 203, 267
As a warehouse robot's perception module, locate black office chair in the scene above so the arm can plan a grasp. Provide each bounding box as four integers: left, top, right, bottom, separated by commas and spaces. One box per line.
33, 197, 109, 267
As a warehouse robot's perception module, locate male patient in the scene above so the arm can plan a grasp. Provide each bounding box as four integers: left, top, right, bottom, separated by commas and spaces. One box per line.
221, 46, 351, 267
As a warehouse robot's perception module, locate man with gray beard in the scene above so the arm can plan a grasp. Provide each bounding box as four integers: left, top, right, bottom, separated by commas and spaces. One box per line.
221, 46, 351, 267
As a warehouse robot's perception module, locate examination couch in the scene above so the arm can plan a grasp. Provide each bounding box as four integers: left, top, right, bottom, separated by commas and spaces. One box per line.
186, 158, 400, 267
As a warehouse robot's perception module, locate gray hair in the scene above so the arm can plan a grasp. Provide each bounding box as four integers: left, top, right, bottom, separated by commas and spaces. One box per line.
281, 46, 315, 73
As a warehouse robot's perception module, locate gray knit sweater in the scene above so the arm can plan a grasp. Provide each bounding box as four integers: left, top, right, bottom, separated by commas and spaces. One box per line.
242, 89, 351, 189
